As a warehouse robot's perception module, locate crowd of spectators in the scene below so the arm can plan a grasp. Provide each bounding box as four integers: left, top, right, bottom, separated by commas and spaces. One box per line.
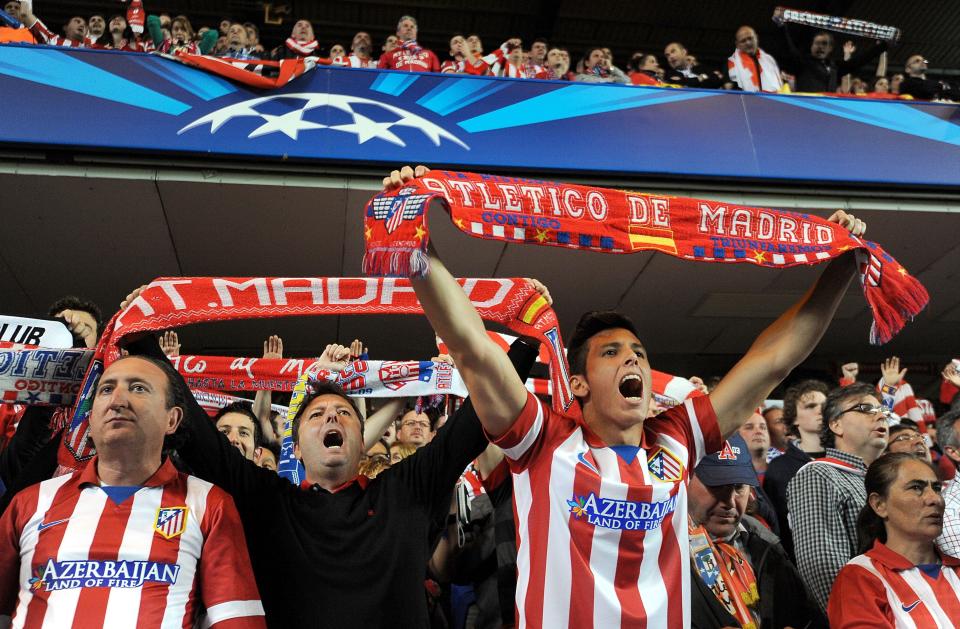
1, 0, 958, 101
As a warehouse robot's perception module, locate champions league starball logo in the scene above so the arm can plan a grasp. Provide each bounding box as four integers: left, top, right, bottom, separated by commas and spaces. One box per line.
178, 92, 470, 149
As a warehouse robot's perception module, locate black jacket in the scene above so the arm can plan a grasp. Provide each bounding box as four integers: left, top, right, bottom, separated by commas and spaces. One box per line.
762, 441, 820, 561
690, 515, 827, 629
779, 26, 888, 92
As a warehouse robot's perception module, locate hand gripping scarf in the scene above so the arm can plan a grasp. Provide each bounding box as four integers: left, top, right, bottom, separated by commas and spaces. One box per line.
362, 170, 928, 345
58, 276, 570, 471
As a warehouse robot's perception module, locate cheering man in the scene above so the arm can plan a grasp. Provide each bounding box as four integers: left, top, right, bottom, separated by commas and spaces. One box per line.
387, 164, 866, 628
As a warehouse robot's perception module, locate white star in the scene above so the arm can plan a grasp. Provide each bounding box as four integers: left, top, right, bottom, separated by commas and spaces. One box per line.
177, 97, 271, 134
248, 110, 327, 139
328, 113, 405, 145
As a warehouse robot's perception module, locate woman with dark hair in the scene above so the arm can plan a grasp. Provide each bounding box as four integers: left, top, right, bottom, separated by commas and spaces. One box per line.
828, 452, 960, 626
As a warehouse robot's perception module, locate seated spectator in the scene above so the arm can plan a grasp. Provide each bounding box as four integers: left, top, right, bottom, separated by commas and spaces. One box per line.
271, 19, 317, 59
148, 14, 215, 55
377, 15, 439, 72
626, 52, 662, 85
789, 382, 890, 612
829, 453, 958, 626
0, 1, 36, 44
900, 54, 956, 101
728, 25, 783, 92
738, 409, 772, 482
663, 41, 725, 88
222, 22, 258, 60
0, 355, 265, 627
214, 402, 261, 462
545, 47, 574, 80
763, 379, 828, 559
689, 435, 823, 628
20, 8, 89, 48
936, 409, 960, 558
886, 421, 931, 461
575, 46, 629, 84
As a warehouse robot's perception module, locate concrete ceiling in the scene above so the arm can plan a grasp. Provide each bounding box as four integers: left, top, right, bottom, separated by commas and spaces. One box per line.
1, 165, 958, 400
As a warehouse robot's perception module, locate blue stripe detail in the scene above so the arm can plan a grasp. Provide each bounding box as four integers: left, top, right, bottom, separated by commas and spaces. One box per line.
416, 78, 510, 115
131, 56, 235, 101
693, 246, 706, 257
713, 248, 725, 259
458, 85, 717, 132
370, 72, 419, 96
765, 95, 960, 147
578, 234, 593, 247
0, 46, 188, 114
557, 232, 570, 244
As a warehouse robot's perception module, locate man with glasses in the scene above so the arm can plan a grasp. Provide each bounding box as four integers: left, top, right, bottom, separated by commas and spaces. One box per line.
936, 410, 960, 558
397, 407, 435, 449
788, 382, 891, 611
885, 420, 932, 462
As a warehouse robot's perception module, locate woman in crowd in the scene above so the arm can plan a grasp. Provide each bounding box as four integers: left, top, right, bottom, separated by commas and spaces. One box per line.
147, 14, 216, 55
828, 452, 960, 626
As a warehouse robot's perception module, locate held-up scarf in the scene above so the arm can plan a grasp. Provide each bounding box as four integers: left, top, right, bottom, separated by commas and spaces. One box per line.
362, 170, 928, 345
285, 37, 318, 57
60, 276, 570, 470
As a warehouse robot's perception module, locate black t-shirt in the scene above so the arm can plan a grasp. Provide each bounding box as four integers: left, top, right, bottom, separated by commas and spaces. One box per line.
174, 340, 539, 628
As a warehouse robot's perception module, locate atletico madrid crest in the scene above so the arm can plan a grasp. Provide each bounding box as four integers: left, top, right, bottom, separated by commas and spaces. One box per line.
154, 506, 189, 540
647, 447, 683, 482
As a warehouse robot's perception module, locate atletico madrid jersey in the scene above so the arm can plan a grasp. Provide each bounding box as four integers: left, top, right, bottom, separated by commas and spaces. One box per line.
0, 457, 265, 628
492, 392, 721, 629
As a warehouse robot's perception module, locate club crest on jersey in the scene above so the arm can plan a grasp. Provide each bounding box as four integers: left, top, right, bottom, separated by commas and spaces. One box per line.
566, 492, 678, 531
647, 446, 684, 482
154, 506, 188, 540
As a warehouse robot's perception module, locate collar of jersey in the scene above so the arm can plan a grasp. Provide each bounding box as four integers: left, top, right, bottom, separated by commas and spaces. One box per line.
578, 415, 653, 451
867, 539, 960, 571
77, 455, 179, 489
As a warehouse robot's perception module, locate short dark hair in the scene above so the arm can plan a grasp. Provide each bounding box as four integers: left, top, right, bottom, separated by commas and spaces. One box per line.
47, 296, 103, 334
936, 409, 960, 451
532, 37, 548, 46
107, 354, 187, 453
214, 401, 262, 447
856, 452, 938, 553
782, 379, 829, 433
291, 380, 363, 444
821, 382, 879, 450
567, 311, 640, 377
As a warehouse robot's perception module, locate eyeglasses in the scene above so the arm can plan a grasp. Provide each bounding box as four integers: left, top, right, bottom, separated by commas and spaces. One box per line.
890, 432, 924, 444
401, 420, 430, 430
837, 403, 891, 420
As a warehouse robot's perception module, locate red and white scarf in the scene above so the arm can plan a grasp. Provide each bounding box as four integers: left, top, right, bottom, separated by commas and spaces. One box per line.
285, 37, 318, 57
727, 49, 782, 92
363, 170, 928, 346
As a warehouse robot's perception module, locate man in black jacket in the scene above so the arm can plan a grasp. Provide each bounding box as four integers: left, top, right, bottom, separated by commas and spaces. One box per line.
688, 435, 824, 629
778, 25, 887, 93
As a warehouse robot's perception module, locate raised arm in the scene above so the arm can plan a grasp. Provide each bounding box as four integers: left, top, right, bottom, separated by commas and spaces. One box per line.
363, 398, 404, 451
252, 335, 283, 446
387, 166, 529, 438
709, 211, 864, 439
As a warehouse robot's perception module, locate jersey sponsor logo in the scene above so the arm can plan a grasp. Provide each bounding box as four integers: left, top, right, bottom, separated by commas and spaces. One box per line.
36, 518, 70, 532
567, 492, 678, 531
576, 451, 600, 475
647, 446, 683, 482
154, 506, 188, 540
29, 559, 180, 591
901, 600, 921, 613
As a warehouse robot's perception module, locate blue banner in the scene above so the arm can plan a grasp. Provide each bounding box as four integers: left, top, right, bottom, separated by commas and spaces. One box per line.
1, 44, 958, 186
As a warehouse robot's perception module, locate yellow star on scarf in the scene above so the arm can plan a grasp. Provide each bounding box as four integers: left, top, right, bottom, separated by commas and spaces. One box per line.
535, 229, 549, 243
414, 225, 427, 241
364, 225, 372, 241
454, 218, 465, 230
838, 245, 852, 252
897, 266, 907, 276
752, 250, 766, 263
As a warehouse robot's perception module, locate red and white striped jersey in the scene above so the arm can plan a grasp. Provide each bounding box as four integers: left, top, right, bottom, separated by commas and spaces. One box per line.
28, 19, 90, 48
0, 457, 265, 628
332, 54, 377, 69
492, 392, 722, 628
828, 541, 960, 628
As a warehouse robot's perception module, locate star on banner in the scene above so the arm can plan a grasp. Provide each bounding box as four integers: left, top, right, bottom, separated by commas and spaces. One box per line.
839, 245, 852, 252
454, 218, 465, 230
897, 267, 907, 276
414, 225, 427, 241
535, 229, 549, 243
752, 250, 766, 263
364, 225, 372, 241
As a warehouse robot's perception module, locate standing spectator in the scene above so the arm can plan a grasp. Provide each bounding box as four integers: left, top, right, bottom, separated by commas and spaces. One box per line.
936, 409, 960, 558
271, 18, 317, 59
545, 47, 574, 80
441, 34, 469, 73
377, 15, 440, 72
886, 422, 931, 461
329, 43, 345, 59
20, 9, 89, 47
762, 404, 788, 454
828, 453, 958, 626
788, 382, 890, 612
380, 34, 398, 59
727, 25, 783, 92
465, 33, 483, 57
627, 52, 662, 85
148, 14, 215, 55
871, 75, 891, 94
243, 22, 264, 56
899, 54, 956, 101
663, 41, 725, 87
688, 435, 823, 629
99, 15, 151, 52
0, 355, 266, 627
340, 31, 376, 68
468, 38, 547, 79
738, 410, 772, 482
763, 379, 828, 560
775, 13, 888, 93
86, 13, 105, 46
0, 1, 35, 44
214, 402, 261, 462
575, 46, 629, 83
529, 37, 548, 66
222, 22, 258, 60
397, 407, 434, 449
890, 72, 905, 94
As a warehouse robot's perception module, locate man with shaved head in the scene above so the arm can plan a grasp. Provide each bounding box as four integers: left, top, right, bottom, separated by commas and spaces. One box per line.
728, 25, 783, 92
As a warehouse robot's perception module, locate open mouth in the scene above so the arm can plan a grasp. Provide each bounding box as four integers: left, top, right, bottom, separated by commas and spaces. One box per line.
618, 374, 644, 402
323, 429, 344, 449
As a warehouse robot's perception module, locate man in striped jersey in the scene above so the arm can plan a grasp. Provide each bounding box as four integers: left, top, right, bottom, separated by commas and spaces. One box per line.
389, 164, 867, 628
0, 355, 265, 628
